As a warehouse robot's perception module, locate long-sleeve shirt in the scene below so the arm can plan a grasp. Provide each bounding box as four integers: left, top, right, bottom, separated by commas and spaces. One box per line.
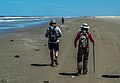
74, 31, 95, 48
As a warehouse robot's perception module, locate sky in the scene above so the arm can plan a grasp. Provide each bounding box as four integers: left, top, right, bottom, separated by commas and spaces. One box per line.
0, 0, 120, 16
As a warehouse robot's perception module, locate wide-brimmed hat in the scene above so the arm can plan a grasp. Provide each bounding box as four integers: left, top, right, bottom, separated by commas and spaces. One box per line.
81, 23, 90, 29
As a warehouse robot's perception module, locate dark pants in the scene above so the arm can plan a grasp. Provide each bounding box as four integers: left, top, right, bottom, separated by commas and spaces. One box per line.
77, 48, 89, 72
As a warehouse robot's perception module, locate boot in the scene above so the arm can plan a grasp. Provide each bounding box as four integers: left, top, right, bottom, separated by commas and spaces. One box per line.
83, 60, 88, 74
83, 70, 87, 75
50, 62, 54, 67
77, 68, 82, 74
54, 56, 59, 65
54, 59, 59, 65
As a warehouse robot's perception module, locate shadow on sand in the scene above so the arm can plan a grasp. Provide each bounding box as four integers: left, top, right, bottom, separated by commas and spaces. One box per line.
102, 75, 120, 78
59, 72, 79, 76
31, 64, 50, 67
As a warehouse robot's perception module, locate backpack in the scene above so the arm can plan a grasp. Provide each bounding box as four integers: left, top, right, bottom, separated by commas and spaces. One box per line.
79, 30, 88, 48
48, 26, 58, 42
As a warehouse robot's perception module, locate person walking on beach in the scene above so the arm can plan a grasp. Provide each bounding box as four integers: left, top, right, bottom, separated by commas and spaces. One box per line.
74, 23, 95, 74
61, 17, 64, 24
45, 20, 62, 67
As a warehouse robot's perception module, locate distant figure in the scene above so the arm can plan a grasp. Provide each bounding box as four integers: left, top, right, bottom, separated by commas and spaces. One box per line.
61, 17, 64, 24
45, 20, 62, 67
74, 23, 95, 75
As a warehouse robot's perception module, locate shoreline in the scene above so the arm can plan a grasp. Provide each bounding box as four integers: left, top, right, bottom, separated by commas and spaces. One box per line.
1, 16, 120, 33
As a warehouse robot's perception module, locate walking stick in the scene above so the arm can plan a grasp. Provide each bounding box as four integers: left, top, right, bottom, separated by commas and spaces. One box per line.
93, 42, 95, 73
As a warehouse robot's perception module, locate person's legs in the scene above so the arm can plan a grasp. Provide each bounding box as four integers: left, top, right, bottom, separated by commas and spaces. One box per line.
50, 50, 54, 66
77, 48, 83, 74
54, 51, 59, 65
83, 48, 89, 74
48, 42, 59, 66
54, 43, 59, 65
48, 43, 54, 66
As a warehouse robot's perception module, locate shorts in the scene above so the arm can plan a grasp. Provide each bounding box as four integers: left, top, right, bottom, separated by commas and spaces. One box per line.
48, 42, 59, 51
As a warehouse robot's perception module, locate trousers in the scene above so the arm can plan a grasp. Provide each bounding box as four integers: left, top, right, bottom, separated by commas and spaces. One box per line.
77, 48, 89, 71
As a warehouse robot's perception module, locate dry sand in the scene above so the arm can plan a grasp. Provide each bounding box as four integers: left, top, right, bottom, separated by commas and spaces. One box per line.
0, 18, 120, 83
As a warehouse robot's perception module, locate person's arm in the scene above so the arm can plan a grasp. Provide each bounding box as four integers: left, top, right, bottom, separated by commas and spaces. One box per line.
57, 27, 62, 38
88, 32, 95, 42
74, 32, 80, 47
45, 28, 49, 37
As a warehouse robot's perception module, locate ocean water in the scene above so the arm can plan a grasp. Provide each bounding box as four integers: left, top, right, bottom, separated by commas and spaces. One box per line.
0, 16, 64, 30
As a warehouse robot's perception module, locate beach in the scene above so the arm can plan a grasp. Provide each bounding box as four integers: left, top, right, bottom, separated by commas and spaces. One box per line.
0, 17, 120, 83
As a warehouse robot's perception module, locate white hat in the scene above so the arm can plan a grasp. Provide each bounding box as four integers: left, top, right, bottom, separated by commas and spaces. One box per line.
81, 23, 90, 29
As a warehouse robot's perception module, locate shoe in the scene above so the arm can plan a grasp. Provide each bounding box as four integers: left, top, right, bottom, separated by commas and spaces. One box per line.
83, 70, 87, 75
77, 68, 81, 74
83, 72, 87, 75
54, 59, 59, 65
50, 62, 54, 67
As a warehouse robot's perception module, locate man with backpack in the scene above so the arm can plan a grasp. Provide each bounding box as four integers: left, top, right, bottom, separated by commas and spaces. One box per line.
74, 23, 95, 74
45, 20, 62, 67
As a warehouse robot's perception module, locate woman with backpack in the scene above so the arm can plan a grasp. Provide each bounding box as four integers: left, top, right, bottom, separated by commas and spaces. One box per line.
74, 23, 95, 74
45, 20, 62, 67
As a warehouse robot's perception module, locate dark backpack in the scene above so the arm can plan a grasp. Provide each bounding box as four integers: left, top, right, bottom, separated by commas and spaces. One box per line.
49, 26, 58, 42
79, 30, 88, 48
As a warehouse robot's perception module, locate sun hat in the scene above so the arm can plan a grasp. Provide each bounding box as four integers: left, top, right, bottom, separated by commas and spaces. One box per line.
81, 23, 90, 29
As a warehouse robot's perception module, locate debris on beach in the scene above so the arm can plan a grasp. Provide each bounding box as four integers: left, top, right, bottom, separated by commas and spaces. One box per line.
1, 79, 8, 82
43, 44, 47, 46
66, 28, 69, 30
10, 40, 14, 42
34, 49, 40, 51
43, 80, 49, 83
14, 55, 20, 58
68, 31, 71, 33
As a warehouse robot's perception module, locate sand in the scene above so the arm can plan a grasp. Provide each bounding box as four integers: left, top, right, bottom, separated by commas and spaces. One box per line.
0, 18, 120, 83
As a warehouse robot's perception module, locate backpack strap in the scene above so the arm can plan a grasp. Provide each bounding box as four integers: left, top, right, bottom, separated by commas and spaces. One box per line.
49, 26, 56, 31
53, 26, 56, 30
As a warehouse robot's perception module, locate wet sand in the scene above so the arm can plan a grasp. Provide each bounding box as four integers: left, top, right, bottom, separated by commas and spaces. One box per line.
0, 18, 120, 83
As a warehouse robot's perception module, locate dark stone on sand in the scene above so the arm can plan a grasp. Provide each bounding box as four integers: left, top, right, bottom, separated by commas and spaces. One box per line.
66, 28, 69, 30
35, 49, 40, 51
10, 40, 14, 42
15, 55, 20, 58
44, 81, 49, 83
2, 79, 8, 82
43, 44, 47, 46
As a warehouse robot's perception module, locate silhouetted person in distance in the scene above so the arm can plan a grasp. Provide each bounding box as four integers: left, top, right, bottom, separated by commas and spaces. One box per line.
61, 17, 64, 24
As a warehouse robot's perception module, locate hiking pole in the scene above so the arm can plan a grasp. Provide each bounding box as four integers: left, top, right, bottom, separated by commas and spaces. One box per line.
93, 42, 95, 73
